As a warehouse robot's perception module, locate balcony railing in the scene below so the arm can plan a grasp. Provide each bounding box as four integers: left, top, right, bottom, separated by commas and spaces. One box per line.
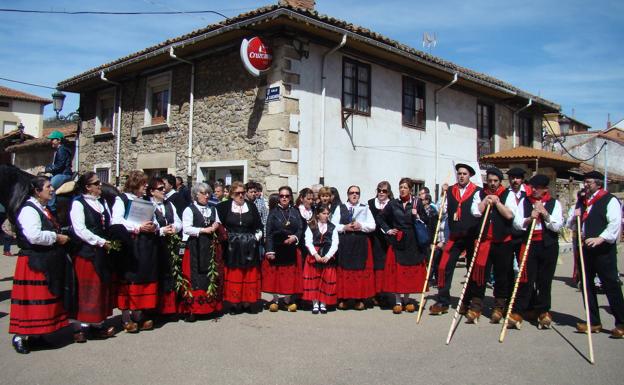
477, 138, 494, 159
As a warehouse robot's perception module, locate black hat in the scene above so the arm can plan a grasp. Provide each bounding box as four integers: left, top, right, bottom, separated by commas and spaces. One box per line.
455, 163, 476, 177
507, 167, 526, 178
486, 167, 504, 181
583, 171, 604, 180
528, 174, 550, 187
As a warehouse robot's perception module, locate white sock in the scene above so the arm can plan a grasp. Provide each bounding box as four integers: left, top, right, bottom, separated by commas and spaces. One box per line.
395, 294, 402, 305
312, 300, 319, 309
320, 303, 326, 310
272, 294, 279, 303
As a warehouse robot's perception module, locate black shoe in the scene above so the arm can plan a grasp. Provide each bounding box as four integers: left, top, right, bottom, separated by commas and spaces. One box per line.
312, 307, 320, 314
12, 336, 30, 354
320, 307, 327, 314
184, 314, 197, 323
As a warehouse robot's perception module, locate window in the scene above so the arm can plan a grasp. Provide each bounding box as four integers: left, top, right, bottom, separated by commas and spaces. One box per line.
2, 121, 17, 134
477, 102, 494, 157
95, 89, 115, 134
144, 73, 171, 126
342, 58, 371, 115
95, 167, 110, 183
519, 115, 533, 147
0, 100, 10, 111
402, 77, 426, 128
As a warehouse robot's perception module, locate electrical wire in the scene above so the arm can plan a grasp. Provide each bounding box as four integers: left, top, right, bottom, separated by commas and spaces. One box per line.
543, 118, 607, 162
0, 77, 57, 90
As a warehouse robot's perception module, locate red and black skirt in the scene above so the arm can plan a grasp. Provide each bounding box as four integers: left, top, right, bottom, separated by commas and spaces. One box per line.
381, 246, 427, 294
261, 249, 303, 295
223, 266, 261, 304
73, 255, 114, 323
302, 255, 337, 305
178, 248, 222, 315
9, 255, 69, 335
336, 242, 375, 299
117, 281, 158, 310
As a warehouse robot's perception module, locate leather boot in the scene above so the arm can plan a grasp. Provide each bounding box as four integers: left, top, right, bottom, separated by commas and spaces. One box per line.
537, 312, 553, 329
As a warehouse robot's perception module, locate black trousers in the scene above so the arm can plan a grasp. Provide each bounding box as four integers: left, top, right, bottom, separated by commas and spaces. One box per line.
582, 243, 624, 326
466, 241, 514, 311
514, 241, 558, 314
437, 236, 476, 306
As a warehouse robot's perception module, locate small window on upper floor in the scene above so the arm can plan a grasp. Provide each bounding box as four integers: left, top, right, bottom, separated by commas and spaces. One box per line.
402, 77, 426, 129
342, 58, 371, 116
519, 115, 533, 147
0, 100, 10, 111
144, 73, 171, 126
95, 89, 116, 134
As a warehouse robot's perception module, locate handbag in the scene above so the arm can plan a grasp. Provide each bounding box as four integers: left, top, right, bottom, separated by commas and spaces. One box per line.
412, 198, 430, 247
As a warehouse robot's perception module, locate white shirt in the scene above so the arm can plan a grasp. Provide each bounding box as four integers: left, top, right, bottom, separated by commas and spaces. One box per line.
513, 198, 563, 233
439, 182, 475, 216
305, 222, 339, 258
331, 202, 376, 233
509, 184, 527, 203
70, 194, 110, 247
573, 192, 622, 243
298, 204, 313, 222
374, 197, 389, 210
471, 189, 517, 218
182, 203, 220, 241
18, 197, 57, 246
152, 198, 182, 236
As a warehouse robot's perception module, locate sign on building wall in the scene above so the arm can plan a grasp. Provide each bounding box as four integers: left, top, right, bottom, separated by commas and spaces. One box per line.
265, 86, 280, 102
240, 37, 273, 76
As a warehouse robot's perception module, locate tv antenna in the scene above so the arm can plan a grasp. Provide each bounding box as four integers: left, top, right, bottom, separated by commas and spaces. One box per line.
423, 32, 437, 54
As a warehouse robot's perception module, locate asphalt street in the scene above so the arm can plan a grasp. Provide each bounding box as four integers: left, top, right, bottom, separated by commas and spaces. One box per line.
0, 243, 623, 385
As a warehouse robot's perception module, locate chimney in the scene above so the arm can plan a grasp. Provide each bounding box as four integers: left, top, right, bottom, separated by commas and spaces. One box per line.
607, 113, 611, 129
279, 0, 316, 10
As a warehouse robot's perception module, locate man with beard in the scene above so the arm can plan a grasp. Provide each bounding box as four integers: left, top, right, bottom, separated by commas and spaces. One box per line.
429, 163, 481, 315
572, 171, 624, 337
464, 167, 516, 323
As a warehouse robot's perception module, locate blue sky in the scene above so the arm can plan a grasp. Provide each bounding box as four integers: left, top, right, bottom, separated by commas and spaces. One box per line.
1, 0, 622, 129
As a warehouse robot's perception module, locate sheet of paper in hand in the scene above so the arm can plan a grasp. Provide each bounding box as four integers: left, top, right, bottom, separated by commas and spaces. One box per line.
124, 199, 155, 226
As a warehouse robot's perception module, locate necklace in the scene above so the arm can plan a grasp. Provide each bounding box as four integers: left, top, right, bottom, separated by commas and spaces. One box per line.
234, 202, 244, 225
280, 205, 291, 226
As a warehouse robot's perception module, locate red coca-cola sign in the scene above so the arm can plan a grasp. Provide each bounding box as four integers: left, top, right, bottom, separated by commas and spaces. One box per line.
240, 37, 272, 76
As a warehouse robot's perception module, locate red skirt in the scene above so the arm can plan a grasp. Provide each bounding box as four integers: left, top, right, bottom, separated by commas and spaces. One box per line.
74, 255, 114, 323
117, 281, 158, 310
261, 249, 303, 295
9, 256, 69, 335
158, 291, 179, 315
337, 245, 375, 299
381, 246, 427, 294
223, 266, 261, 304
375, 269, 385, 294
302, 257, 337, 305
179, 249, 222, 315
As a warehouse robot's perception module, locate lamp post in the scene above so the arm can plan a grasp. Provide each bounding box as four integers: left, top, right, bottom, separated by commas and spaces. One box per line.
51, 90, 81, 173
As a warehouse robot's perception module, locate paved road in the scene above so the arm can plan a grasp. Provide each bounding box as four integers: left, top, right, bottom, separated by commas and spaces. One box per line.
0, 244, 623, 385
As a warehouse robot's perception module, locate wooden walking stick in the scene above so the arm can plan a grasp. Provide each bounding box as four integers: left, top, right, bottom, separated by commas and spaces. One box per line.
499, 218, 536, 343
575, 216, 595, 364
416, 189, 447, 324
445, 204, 491, 345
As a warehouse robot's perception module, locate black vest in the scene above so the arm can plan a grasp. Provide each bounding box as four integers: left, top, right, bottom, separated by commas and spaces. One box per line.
187, 204, 219, 291
479, 189, 512, 241
154, 201, 175, 227
447, 184, 481, 235
16, 201, 67, 297
74, 196, 111, 258
522, 197, 559, 247
311, 222, 337, 267
583, 192, 616, 239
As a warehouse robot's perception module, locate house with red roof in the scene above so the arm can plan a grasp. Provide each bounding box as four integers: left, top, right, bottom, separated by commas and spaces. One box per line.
0, 85, 52, 138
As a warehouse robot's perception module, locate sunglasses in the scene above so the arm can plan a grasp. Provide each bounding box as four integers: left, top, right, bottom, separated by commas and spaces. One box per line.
377, 188, 388, 194
233, 191, 245, 196
279, 194, 291, 198
348, 191, 360, 195
153, 186, 165, 191
87, 180, 102, 186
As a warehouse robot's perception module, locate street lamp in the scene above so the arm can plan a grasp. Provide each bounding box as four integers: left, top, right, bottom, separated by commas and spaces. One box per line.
51, 89, 81, 172
52, 90, 66, 119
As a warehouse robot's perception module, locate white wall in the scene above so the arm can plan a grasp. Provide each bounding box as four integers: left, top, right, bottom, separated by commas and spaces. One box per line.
0, 100, 45, 137
292, 43, 481, 200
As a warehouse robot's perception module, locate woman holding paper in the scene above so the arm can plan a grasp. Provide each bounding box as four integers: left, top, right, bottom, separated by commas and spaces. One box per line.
111, 170, 158, 333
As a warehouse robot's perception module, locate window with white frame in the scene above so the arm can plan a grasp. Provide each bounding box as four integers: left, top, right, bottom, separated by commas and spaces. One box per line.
144, 73, 171, 126
95, 89, 115, 134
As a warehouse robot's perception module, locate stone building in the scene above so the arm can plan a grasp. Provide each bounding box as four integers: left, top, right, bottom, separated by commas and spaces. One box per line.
58, 1, 561, 198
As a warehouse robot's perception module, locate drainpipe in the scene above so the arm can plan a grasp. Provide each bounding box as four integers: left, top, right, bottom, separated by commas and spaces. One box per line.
169, 46, 195, 186
434, 72, 458, 197
319, 34, 347, 185
512, 98, 532, 148
100, 71, 122, 186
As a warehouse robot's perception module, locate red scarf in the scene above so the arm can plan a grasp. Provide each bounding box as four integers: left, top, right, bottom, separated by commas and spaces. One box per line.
484, 185, 506, 198
582, 189, 608, 222
527, 190, 551, 205
451, 182, 477, 221
400, 194, 411, 203
472, 184, 507, 286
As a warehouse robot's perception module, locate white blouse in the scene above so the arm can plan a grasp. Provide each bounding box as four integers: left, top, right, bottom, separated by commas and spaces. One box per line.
70, 194, 110, 247
17, 197, 57, 246
304, 222, 339, 258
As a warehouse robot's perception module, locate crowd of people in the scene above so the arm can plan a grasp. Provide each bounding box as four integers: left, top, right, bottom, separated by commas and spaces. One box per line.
5, 162, 624, 354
